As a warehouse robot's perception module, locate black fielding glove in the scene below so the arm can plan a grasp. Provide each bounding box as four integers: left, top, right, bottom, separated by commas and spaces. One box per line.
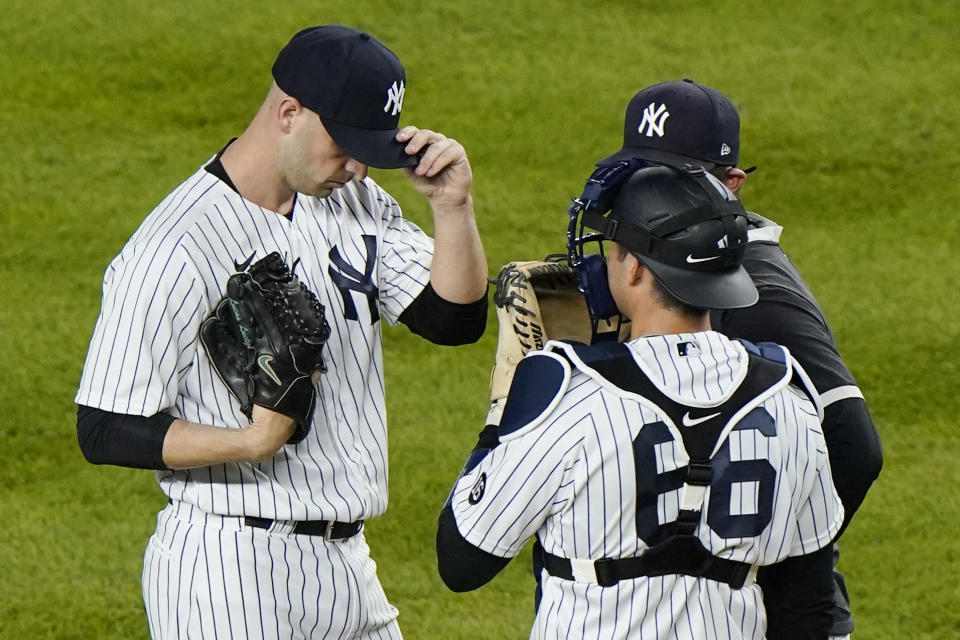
201, 252, 331, 444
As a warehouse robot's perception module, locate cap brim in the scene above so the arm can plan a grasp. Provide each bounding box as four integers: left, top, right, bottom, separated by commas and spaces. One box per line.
640, 255, 758, 310
598, 146, 718, 171
321, 117, 419, 169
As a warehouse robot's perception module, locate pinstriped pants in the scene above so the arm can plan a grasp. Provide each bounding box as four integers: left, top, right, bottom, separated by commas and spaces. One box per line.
142, 502, 402, 639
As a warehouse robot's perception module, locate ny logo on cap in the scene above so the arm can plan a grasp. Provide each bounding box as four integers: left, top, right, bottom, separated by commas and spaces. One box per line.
384, 81, 405, 116
638, 102, 670, 138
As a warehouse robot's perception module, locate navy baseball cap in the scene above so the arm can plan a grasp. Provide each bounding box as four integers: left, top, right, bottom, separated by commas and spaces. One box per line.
272, 25, 417, 169
599, 79, 740, 170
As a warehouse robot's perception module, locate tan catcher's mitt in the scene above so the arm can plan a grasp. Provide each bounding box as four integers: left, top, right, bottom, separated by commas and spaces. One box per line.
487, 258, 594, 423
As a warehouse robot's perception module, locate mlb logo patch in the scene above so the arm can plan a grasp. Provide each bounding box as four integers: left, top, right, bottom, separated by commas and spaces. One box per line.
677, 341, 701, 357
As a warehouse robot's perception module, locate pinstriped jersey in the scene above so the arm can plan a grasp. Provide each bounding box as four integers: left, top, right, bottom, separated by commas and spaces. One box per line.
76, 160, 433, 522
450, 331, 843, 640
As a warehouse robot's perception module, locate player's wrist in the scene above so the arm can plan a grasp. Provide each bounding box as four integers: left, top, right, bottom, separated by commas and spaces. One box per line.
245, 406, 297, 458
429, 192, 473, 217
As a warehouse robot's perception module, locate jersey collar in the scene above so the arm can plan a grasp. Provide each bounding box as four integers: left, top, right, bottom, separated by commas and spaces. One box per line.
744, 211, 783, 244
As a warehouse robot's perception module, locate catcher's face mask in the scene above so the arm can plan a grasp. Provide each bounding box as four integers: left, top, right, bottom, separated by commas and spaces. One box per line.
566, 159, 649, 343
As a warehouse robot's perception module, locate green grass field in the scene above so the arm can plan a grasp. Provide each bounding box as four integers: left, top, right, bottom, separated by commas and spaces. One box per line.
1, 1, 958, 638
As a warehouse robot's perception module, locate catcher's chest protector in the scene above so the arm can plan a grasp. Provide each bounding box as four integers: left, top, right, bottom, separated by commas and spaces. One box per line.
549, 340, 795, 477
544, 339, 807, 583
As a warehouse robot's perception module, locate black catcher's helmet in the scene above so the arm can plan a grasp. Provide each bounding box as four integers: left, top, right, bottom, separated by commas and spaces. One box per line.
567, 162, 757, 340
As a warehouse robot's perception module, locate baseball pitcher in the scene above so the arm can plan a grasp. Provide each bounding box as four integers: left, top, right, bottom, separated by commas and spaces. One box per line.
76, 25, 487, 639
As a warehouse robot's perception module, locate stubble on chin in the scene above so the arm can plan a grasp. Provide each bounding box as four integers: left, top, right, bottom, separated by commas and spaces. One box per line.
299, 183, 336, 199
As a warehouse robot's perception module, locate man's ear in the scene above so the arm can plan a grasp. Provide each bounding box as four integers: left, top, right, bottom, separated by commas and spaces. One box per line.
277, 96, 302, 134
723, 167, 747, 196
629, 254, 646, 286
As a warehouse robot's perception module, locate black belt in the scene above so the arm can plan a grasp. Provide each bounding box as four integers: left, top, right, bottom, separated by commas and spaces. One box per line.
539, 536, 753, 588
243, 516, 363, 541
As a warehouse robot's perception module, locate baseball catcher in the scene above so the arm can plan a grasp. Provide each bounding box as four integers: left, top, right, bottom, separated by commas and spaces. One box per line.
200, 252, 331, 444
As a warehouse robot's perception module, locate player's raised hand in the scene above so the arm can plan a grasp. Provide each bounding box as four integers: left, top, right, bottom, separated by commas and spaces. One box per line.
397, 126, 472, 209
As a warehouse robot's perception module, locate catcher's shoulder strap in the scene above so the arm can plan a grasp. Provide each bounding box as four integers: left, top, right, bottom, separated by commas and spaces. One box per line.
497, 350, 573, 440
737, 338, 823, 419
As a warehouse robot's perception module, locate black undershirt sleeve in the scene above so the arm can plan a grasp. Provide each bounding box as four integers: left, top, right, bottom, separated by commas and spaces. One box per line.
436, 503, 511, 592
76, 405, 174, 470
436, 424, 510, 592
398, 282, 488, 346
757, 544, 836, 640
821, 398, 882, 534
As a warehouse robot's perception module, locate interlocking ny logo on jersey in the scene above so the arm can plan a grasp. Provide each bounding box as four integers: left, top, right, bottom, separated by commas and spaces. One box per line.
638, 102, 670, 137
328, 235, 379, 323
383, 81, 405, 115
